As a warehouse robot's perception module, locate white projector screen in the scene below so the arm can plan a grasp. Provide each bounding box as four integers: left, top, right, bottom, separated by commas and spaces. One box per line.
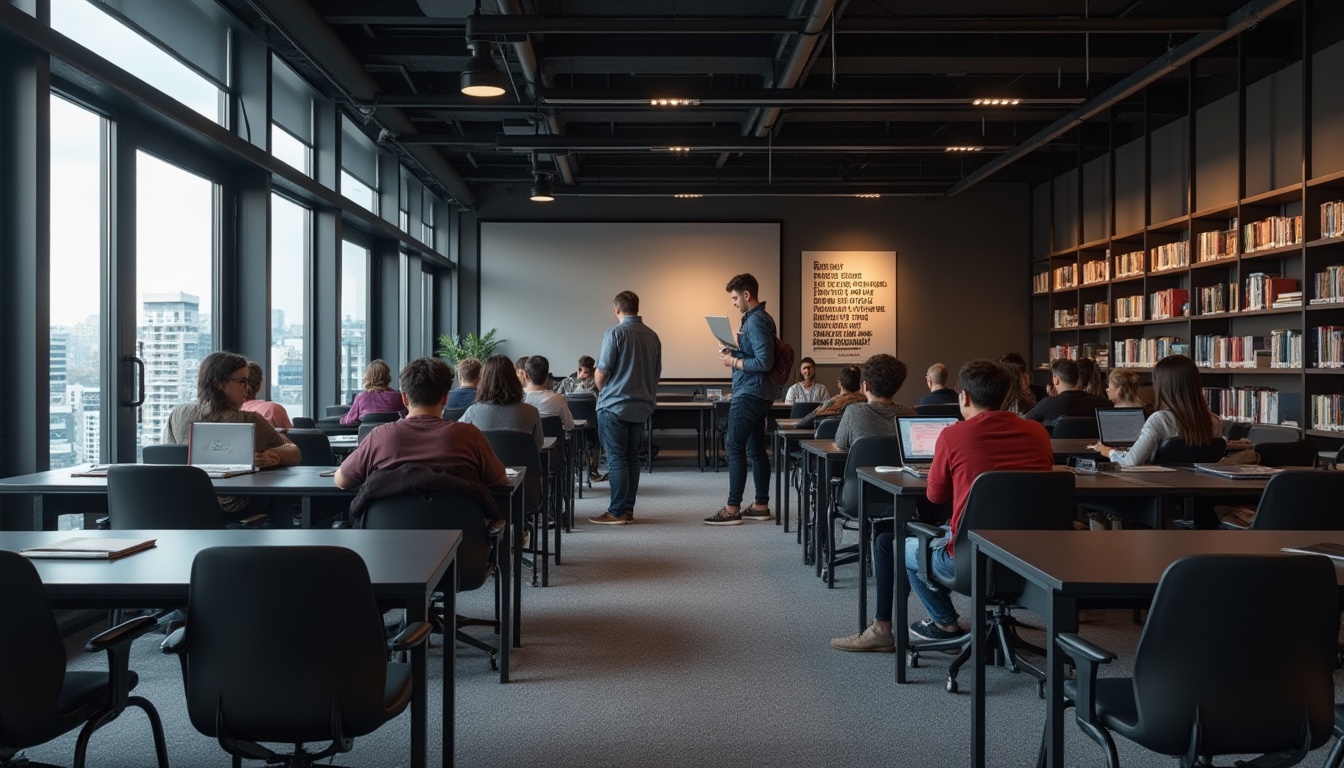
480, 222, 781, 380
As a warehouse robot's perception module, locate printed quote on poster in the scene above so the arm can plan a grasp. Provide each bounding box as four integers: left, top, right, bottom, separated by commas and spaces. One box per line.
801, 251, 896, 364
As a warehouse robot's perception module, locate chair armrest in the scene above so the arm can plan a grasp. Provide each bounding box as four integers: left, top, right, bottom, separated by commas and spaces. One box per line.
390, 620, 432, 652
95, 516, 110, 529
160, 626, 186, 655
332, 519, 351, 529
238, 513, 269, 527
86, 614, 160, 705
1055, 632, 1117, 725
1218, 519, 1247, 530
906, 521, 942, 540
906, 521, 943, 582
1057, 632, 1116, 665
86, 614, 158, 653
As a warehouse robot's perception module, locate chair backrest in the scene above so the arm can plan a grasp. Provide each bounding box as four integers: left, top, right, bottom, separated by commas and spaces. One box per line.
483, 430, 542, 512
949, 471, 1076, 596
442, 406, 468, 422
712, 399, 731, 429
290, 416, 316, 429
1252, 438, 1317, 467
1049, 415, 1099, 439
324, 404, 351, 418
362, 493, 493, 592
789, 401, 820, 419
1152, 436, 1227, 464
359, 411, 401, 424
564, 395, 597, 425
658, 393, 693, 402
1130, 554, 1337, 756
540, 415, 564, 439
357, 422, 384, 444
0, 551, 66, 746
1220, 420, 1251, 440
107, 464, 222, 529
1249, 471, 1344, 530
142, 443, 189, 465
183, 546, 391, 742
837, 435, 904, 514
813, 417, 841, 440
284, 430, 334, 466
1244, 423, 1302, 444
913, 403, 961, 418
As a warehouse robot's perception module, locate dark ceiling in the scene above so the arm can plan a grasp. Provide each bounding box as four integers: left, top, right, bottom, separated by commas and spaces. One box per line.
222, 0, 1323, 208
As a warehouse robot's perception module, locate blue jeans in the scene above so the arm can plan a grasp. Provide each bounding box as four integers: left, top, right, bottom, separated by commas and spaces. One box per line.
872, 531, 958, 626
597, 411, 644, 516
724, 394, 772, 508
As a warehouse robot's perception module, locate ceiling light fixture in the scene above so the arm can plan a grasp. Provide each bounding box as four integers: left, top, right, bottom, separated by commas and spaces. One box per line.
653, 146, 692, 153
854, 193, 881, 198
460, 40, 506, 98
529, 172, 554, 202
945, 146, 983, 152
972, 98, 1021, 106
650, 98, 701, 107
674, 193, 703, 198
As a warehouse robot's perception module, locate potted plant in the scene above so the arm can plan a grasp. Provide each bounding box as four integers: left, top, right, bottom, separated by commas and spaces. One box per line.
436, 329, 504, 363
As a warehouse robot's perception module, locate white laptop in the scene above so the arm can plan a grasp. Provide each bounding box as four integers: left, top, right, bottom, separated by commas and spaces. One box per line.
705, 315, 738, 349
1095, 407, 1147, 448
189, 423, 257, 478
895, 416, 958, 477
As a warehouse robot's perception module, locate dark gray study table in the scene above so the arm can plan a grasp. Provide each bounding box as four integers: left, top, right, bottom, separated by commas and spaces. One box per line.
0, 528, 461, 768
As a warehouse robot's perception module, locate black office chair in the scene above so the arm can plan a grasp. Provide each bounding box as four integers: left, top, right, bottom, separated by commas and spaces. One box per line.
1252, 438, 1317, 467
658, 392, 694, 402
357, 411, 401, 425
285, 430, 334, 466
824, 435, 903, 588
325, 404, 351, 419
1219, 470, 1344, 530
913, 403, 961, 418
564, 394, 600, 482
907, 470, 1076, 694
108, 464, 264, 529
1323, 706, 1344, 768
1244, 423, 1302, 444
141, 442, 188, 464
0, 551, 170, 768
291, 416, 316, 429
788, 401, 820, 419
1050, 415, 1099, 439
813, 417, 841, 440
1053, 554, 1337, 768
363, 492, 502, 671
539, 414, 571, 535
484, 430, 550, 587
442, 406, 468, 422
163, 546, 428, 768
1151, 436, 1227, 464
357, 422, 385, 444
708, 399, 731, 470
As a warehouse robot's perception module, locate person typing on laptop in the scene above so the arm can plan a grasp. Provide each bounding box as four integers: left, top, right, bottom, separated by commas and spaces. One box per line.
1088, 354, 1220, 467
163, 351, 300, 469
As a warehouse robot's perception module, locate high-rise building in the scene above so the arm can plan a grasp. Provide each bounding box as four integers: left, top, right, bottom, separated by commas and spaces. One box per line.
69, 384, 101, 465
138, 292, 201, 447
48, 332, 77, 468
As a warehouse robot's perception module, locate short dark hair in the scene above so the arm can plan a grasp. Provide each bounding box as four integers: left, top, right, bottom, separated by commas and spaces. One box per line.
525, 355, 550, 385
958, 360, 1012, 410
614, 291, 639, 314
799, 357, 816, 367
577, 355, 595, 372
456, 357, 482, 385
1050, 358, 1080, 386
479, 355, 524, 405
999, 352, 1028, 375
837, 364, 862, 393
515, 356, 530, 372
196, 351, 249, 412
725, 273, 759, 297
861, 354, 908, 398
245, 361, 264, 392
400, 357, 453, 407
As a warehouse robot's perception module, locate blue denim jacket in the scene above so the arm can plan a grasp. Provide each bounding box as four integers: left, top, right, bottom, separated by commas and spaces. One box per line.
730, 302, 776, 401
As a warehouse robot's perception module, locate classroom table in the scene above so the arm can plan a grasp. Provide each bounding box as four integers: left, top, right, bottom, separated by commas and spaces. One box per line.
646, 401, 712, 472
798, 439, 848, 575
771, 426, 813, 535
0, 528, 461, 768
967, 529, 1344, 768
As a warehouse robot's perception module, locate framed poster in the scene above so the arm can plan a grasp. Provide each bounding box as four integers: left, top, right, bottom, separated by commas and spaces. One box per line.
802, 251, 897, 363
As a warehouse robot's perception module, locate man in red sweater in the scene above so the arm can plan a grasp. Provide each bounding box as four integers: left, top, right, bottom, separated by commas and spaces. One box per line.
832, 359, 1053, 651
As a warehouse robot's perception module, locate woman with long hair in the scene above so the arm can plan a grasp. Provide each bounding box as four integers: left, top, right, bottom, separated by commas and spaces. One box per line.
1091, 354, 1219, 466
1075, 357, 1107, 397
459, 354, 543, 449
163, 352, 299, 468
996, 354, 1037, 415
340, 359, 407, 424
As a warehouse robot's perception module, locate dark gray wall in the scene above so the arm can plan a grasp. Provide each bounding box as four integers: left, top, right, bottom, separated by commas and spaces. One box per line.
455, 182, 1032, 407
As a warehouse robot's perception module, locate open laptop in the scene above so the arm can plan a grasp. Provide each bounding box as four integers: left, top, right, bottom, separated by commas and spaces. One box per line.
189, 423, 257, 478
896, 416, 958, 477
1095, 407, 1147, 448
705, 315, 738, 349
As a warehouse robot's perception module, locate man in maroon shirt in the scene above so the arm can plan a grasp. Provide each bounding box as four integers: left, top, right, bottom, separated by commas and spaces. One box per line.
832, 359, 1052, 652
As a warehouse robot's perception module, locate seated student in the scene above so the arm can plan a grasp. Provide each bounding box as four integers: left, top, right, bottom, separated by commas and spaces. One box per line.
795, 364, 865, 430
917, 362, 959, 406
1090, 354, 1220, 466
1021, 358, 1112, 426
340, 359, 408, 424
238, 361, 293, 430
830, 359, 1053, 651
997, 353, 1038, 415
556, 355, 598, 395
335, 357, 507, 494
833, 354, 917, 450
784, 357, 830, 404
515, 356, 532, 387
1106, 367, 1148, 411
460, 354, 544, 450
446, 357, 482, 409
1076, 357, 1108, 398
522, 355, 574, 430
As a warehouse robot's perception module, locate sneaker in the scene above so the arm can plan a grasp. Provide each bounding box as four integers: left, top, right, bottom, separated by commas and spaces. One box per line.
908, 618, 968, 642
588, 512, 630, 525
589, 471, 609, 483
741, 506, 772, 521
830, 624, 896, 652
704, 507, 744, 526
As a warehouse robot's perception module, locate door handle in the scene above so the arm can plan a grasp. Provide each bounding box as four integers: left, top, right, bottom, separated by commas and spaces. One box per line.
123, 355, 146, 407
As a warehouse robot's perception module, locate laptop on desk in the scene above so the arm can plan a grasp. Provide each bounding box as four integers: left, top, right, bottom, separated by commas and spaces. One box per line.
895, 416, 958, 477
189, 423, 257, 478
1095, 407, 1147, 448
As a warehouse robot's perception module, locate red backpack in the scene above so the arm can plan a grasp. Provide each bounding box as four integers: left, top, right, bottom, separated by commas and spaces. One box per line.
767, 337, 795, 387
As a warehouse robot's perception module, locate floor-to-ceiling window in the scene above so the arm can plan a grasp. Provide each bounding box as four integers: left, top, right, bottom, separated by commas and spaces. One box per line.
271, 194, 310, 416
340, 242, 369, 404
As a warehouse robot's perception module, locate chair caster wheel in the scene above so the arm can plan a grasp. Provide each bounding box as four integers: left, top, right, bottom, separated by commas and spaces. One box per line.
1038, 680, 1047, 699
489, 655, 499, 672
908, 652, 920, 668
946, 678, 958, 694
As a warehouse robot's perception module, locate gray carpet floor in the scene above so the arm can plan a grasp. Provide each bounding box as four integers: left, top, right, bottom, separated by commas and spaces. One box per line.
21, 457, 1344, 767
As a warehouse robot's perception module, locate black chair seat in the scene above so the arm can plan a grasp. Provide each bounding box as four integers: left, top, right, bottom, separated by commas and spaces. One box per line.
54, 670, 136, 719
1064, 677, 1138, 731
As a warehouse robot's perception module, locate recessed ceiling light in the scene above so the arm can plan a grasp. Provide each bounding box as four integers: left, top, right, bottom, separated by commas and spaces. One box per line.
650, 98, 701, 107
855, 193, 881, 199
945, 146, 983, 152
674, 193, 703, 198
972, 98, 1021, 106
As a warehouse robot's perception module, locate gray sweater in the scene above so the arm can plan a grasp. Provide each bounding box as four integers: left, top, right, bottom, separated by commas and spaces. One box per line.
833, 401, 917, 450
459, 402, 544, 450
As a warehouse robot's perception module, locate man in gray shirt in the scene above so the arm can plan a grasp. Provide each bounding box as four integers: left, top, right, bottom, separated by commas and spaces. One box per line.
590, 290, 662, 525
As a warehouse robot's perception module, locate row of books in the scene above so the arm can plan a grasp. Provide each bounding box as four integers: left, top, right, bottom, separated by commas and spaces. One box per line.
1052, 308, 1079, 328
1269, 328, 1304, 368
1322, 200, 1344, 240
1242, 214, 1303, 254
1082, 259, 1110, 285
1316, 326, 1344, 368
1052, 263, 1078, 290
1032, 272, 1050, 293
1149, 288, 1188, 320
1114, 295, 1144, 323
1310, 394, 1344, 432
1244, 273, 1299, 310
1196, 226, 1238, 262
1115, 250, 1145, 278
1195, 282, 1237, 315
1150, 240, 1189, 273
1311, 265, 1344, 305
1112, 336, 1184, 367
1047, 343, 1109, 365
1082, 301, 1110, 325
1204, 386, 1282, 425
1192, 334, 1269, 369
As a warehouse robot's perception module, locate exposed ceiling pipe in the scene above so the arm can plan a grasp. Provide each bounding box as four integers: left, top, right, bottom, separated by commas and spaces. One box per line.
946, 0, 1296, 196
494, 0, 576, 186
246, 0, 478, 208
464, 15, 1223, 35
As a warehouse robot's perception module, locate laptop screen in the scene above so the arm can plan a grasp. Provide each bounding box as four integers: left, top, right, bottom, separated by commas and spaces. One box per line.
896, 416, 958, 463
1095, 407, 1146, 445
188, 422, 256, 467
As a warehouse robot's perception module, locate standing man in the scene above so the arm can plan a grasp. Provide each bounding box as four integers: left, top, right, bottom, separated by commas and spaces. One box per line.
784, 357, 830, 404
706, 273, 776, 525
589, 291, 661, 525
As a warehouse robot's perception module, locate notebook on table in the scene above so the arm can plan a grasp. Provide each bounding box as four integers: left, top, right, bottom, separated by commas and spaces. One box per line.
1095, 407, 1147, 448
1193, 463, 1283, 479
895, 416, 958, 477
189, 423, 257, 478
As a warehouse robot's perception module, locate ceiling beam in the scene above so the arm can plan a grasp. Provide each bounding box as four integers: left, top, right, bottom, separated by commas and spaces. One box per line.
462, 15, 1225, 36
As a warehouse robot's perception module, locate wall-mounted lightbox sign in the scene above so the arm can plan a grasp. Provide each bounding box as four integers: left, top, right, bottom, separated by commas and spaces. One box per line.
802, 251, 896, 364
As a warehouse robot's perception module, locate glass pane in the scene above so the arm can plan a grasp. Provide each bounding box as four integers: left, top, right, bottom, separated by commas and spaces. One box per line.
340, 242, 369, 405
271, 194, 309, 417
49, 96, 106, 468
136, 151, 216, 456
271, 123, 311, 177
421, 272, 434, 359
51, 0, 224, 123
341, 170, 376, 214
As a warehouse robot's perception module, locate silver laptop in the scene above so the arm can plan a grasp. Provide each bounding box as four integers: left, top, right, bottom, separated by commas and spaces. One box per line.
705, 315, 738, 349
896, 416, 958, 477
189, 423, 257, 478
1096, 407, 1147, 448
